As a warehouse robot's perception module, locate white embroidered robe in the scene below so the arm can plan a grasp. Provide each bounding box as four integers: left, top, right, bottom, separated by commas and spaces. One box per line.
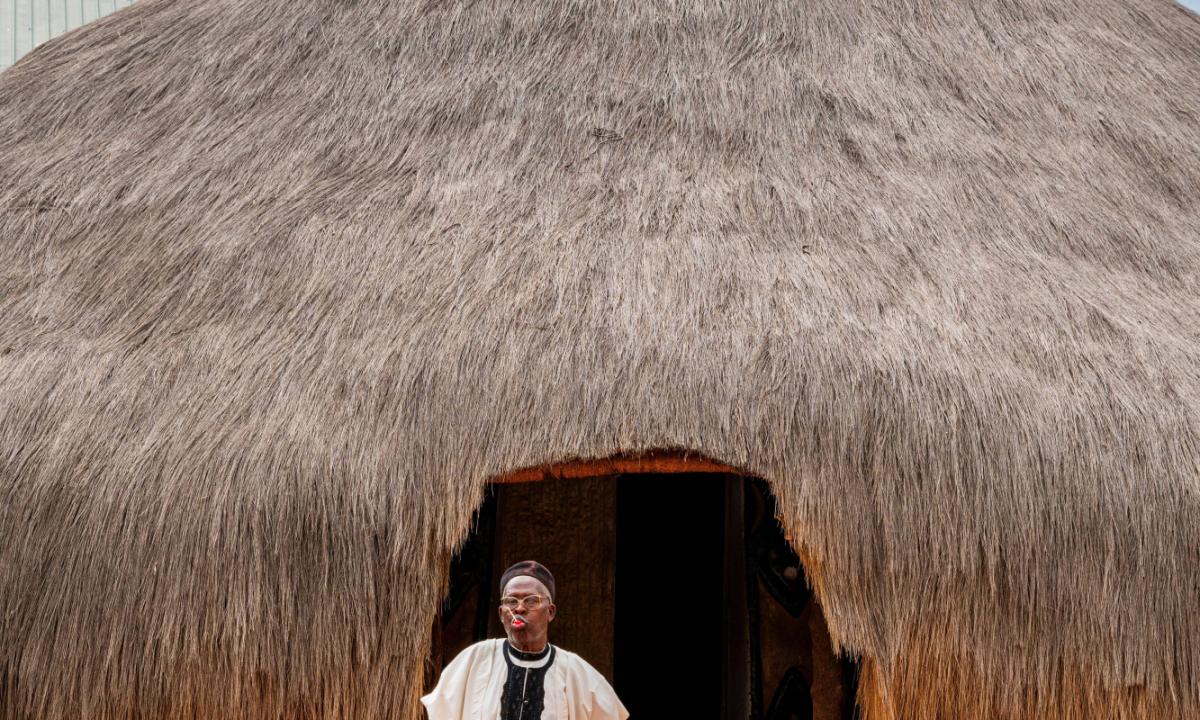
421, 639, 629, 720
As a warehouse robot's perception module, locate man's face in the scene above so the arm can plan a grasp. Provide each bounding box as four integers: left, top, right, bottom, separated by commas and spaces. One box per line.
498, 576, 556, 650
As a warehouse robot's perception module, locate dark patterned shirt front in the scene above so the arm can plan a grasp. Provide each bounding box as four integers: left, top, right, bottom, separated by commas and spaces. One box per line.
500, 643, 556, 720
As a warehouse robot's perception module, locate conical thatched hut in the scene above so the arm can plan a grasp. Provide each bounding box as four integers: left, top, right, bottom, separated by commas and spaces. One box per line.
1, 1, 1199, 718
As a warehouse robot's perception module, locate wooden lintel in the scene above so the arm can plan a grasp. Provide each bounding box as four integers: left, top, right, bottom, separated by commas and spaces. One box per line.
492, 452, 745, 484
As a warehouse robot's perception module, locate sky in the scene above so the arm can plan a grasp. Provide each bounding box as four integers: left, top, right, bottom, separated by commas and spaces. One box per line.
1181, 0, 1200, 12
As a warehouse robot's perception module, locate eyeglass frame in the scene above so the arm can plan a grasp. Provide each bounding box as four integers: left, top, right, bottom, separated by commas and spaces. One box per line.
498, 594, 553, 611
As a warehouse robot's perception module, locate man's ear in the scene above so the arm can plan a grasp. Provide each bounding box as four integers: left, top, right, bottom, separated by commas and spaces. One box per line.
547, 602, 556, 622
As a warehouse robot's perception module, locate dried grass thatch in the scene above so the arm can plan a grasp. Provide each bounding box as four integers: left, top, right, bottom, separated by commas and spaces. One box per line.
2, 1, 1199, 718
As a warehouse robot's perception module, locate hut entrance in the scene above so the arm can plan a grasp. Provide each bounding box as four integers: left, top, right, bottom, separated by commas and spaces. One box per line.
429, 468, 858, 720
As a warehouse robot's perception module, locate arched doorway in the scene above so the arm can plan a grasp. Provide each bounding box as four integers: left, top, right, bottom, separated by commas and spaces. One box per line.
428, 460, 858, 719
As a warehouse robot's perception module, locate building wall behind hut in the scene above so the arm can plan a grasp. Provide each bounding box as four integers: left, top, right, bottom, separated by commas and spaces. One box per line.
0, 0, 134, 70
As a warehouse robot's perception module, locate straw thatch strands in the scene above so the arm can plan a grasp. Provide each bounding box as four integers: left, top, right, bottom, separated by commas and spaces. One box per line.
1, 1, 1199, 718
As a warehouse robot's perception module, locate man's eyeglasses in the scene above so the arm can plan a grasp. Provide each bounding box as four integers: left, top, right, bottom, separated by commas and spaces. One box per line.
499, 595, 551, 611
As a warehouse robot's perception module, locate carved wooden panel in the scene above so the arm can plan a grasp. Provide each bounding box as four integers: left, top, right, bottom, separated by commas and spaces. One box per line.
746, 478, 856, 720
486, 475, 618, 677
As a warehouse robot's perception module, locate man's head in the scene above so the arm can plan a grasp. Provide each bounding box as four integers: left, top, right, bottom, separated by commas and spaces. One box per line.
498, 561, 556, 652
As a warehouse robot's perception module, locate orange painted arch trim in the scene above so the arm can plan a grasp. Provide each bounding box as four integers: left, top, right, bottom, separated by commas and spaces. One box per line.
491, 451, 748, 484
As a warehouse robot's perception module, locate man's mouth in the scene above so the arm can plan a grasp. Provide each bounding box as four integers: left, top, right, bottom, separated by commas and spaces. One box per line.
511, 615, 527, 629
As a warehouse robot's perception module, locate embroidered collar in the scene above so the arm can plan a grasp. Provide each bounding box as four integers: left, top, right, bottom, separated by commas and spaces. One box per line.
505, 642, 552, 663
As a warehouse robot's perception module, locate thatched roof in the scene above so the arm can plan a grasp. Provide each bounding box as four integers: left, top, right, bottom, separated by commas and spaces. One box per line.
1, 1, 1198, 718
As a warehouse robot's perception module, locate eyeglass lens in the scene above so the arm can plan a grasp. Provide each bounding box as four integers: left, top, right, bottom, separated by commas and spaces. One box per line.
500, 596, 544, 609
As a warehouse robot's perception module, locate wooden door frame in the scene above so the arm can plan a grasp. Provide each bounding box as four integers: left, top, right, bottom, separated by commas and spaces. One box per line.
473, 452, 860, 720
491, 451, 746, 485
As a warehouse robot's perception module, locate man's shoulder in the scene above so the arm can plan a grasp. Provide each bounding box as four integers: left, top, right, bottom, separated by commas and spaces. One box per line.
551, 644, 584, 663
445, 638, 504, 665
550, 646, 606, 676
463, 638, 506, 655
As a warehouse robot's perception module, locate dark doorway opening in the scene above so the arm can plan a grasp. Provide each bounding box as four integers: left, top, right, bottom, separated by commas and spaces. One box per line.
613, 473, 729, 718
431, 471, 859, 720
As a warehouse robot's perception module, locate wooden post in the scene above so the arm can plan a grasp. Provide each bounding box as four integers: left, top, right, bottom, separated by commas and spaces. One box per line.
723, 476, 752, 719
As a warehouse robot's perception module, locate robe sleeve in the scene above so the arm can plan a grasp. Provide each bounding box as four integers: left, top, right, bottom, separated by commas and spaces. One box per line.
421, 640, 493, 720
560, 651, 630, 720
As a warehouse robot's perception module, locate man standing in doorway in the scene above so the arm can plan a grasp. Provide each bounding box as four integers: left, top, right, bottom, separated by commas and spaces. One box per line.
422, 561, 629, 720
